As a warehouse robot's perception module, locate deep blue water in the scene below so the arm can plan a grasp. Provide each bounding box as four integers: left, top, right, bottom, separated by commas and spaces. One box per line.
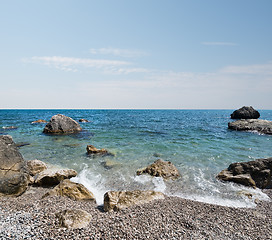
1, 109, 271, 207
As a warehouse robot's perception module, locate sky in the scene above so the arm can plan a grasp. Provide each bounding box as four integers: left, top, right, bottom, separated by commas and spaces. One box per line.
1, 0, 272, 109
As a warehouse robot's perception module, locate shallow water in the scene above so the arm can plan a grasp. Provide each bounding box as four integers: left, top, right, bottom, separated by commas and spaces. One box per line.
1, 109, 271, 207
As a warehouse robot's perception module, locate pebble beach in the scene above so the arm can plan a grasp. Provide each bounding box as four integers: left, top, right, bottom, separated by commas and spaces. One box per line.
0, 186, 271, 240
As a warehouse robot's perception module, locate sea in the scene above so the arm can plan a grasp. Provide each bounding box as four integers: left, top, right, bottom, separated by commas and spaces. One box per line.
1, 109, 271, 207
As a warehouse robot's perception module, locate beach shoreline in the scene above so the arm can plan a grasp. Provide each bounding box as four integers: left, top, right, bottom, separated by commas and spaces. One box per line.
0, 186, 271, 239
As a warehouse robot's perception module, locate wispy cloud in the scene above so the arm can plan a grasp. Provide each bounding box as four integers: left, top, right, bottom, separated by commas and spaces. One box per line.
89, 47, 147, 58
202, 42, 237, 46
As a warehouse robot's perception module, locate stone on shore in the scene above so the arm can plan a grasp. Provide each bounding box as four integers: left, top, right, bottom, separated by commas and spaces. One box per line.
0, 135, 29, 196
228, 119, 272, 135
230, 106, 260, 119
34, 168, 77, 187
56, 209, 92, 229
27, 159, 47, 176
104, 190, 165, 212
42, 179, 95, 201
136, 159, 180, 180
31, 119, 47, 124
217, 157, 272, 189
43, 114, 82, 134
86, 145, 114, 157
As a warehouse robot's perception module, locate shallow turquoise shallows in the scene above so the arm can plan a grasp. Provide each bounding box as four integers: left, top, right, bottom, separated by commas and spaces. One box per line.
1, 109, 271, 207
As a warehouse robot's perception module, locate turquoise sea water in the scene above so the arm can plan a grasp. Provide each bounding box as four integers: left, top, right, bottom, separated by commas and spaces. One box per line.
1, 109, 271, 207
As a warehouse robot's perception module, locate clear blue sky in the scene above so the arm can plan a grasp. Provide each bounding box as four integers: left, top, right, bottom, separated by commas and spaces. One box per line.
1, 0, 271, 109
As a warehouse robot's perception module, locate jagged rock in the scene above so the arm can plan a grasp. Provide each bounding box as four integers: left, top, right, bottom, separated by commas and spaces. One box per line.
228, 119, 272, 135
42, 179, 95, 201
56, 209, 91, 229
0, 135, 29, 196
86, 145, 114, 157
230, 106, 260, 119
31, 119, 47, 124
43, 114, 82, 134
217, 157, 272, 189
137, 159, 180, 180
27, 159, 47, 176
34, 168, 77, 187
79, 119, 89, 122
104, 190, 165, 212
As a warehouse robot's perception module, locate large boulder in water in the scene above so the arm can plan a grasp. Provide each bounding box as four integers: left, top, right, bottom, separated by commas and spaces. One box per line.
42, 179, 96, 202
0, 135, 29, 196
43, 114, 82, 134
230, 106, 260, 119
217, 157, 272, 189
228, 119, 272, 135
136, 159, 180, 180
104, 190, 165, 212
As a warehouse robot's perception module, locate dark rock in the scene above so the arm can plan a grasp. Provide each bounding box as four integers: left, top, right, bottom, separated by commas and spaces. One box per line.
42, 179, 95, 201
230, 106, 260, 119
43, 114, 82, 134
15, 142, 31, 148
31, 119, 47, 124
86, 145, 114, 157
79, 119, 89, 123
228, 119, 272, 135
217, 157, 272, 189
0, 135, 29, 196
104, 190, 165, 212
137, 159, 180, 180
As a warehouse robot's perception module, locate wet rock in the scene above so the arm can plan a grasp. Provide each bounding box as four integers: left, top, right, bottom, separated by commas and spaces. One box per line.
26, 159, 47, 176
0, 135, 29, 196
15, 142, 31, 148
104, 190, 165, 212
101, 160, 121, 169
230, 106, 260, 119
42, 179, 95, 201
2, 126, 18, 130
79, 119, 89, 122
56, 209, 91, 229
217, 157, 272, 189
43, 114, 82, 134
86, 145, 114, 157
34, 168, 77, 187
31, 119, 47, 124
137, 159, 180, 180
228, 119, 272, 135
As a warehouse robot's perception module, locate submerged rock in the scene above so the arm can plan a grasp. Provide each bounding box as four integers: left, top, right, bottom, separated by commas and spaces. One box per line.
137, 159, 180, 180
79, 119, 89, 123
42, 179, 95, 201
228, 119, 272, 135
101, 160, 121, 169
230, 106, 260, 119
27, 159, 47, 176
56, 209, 92, 229
217, 157, 272, 189
43, 114, 82, 134
104, 190, 165, 212
15, 142, 31, 148
2, 126, 18, 130
31, 119, 47, 124
86, 145, 114, 157
34, 168, 77, 187
0, 135, 29, 196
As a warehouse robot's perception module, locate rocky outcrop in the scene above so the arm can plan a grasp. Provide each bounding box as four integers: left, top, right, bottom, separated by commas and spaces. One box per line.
228, 119, 272, 135
0, 135, 29, 196
56, 209, 91, 229
31, 119, 47, 124
230, 106, 260, 119
27, 159, 47, 176
217, 157, 272, 189
86, 145, 114, 157
104, 190, 165, 212
43, 114, 82, 134
34, 168, 77, 187
42, 179, 95, 201
136, 159, 180, 180
79, 119, 89, 123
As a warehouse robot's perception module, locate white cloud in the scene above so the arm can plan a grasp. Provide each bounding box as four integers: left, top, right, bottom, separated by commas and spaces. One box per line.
202, 42, 237, 46
89, 47, 147, 58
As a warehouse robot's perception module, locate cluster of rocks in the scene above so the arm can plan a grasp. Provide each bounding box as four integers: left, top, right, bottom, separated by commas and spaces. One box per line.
228, 106, 272, 135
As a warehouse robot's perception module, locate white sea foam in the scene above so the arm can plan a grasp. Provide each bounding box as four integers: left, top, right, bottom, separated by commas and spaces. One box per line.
152, 177, 166, 193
